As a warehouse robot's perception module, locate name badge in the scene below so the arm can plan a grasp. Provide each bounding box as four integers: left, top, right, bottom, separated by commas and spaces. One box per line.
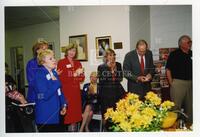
66, 64, 72, 68
57, 88, 61, 96
46, 74, 51, 80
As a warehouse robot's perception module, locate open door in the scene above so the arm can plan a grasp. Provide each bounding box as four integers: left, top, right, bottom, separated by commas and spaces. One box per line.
10, 47, 25, 93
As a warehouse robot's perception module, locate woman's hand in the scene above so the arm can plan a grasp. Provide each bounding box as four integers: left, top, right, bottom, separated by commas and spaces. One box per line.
51, 75, 57, 80
18, 94, 27, 104
88, 85, 95, 95
60, 107, 67, 115
76, 68, 84, 75
57, 69, 63, 75
74, 68, 84, 77
108, 62, 116, 73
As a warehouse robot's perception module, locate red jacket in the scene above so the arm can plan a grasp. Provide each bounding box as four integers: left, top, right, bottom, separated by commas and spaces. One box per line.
57, 57, 85, 124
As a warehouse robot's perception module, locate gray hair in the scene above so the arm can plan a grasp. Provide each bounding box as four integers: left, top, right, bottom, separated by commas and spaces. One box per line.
178, 35, 191, 47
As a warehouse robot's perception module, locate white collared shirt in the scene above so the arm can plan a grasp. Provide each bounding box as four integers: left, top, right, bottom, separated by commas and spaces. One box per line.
137, 52, 146, 67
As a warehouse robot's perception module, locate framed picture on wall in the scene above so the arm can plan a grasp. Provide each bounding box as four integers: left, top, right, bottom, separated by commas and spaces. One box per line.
95, 36, 112, 59
69, 34, 88, 61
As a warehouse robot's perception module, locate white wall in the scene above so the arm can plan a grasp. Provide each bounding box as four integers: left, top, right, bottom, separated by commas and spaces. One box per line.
5, 21, 60, 84
150, 5, 192, 60
5, 5, 191, 90
129, 6, 150, 50
59, 6, 130, 89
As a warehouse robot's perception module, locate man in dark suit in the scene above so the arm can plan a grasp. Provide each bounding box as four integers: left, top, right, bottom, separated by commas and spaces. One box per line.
123, 40, 155, 99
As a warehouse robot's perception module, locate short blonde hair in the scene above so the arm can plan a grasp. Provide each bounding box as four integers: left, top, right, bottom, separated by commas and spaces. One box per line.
65, 43, 77, 58
37, 49, 54, 65
103, 48, 116, 63
90, 71, 97, 78
32, 40, 49, 57
104, 48, 116, 57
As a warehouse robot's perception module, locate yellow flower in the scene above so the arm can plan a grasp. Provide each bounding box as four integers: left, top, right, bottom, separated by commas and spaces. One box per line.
112, 111, 126, 123
141, 107, 156, 118
145, 91, 161, 105
104, 108, 114, 120
161, 100, 175, 109
126, 105, 139, 116
126, 92, 139, 102
116, 99, 126, 111
119, 121, 132, 132
105, 91, 175, 131
130, 113, 144, 128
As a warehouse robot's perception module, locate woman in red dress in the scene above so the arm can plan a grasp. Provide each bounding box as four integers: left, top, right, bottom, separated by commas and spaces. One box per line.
57, 43, 85, 132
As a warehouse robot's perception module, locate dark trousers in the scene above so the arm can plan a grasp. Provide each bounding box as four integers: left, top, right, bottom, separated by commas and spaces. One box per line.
128, 82, 150, 100
37, 124, 65, 132
6, 106, 24, 132
6, 111, 24, 132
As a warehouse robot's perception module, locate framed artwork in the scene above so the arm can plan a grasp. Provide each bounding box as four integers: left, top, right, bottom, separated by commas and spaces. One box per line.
69, 34, 88, 61
95, 36, 112, 58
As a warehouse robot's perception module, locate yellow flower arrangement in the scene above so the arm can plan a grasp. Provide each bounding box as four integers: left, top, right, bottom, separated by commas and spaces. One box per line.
104, 91, 175, 132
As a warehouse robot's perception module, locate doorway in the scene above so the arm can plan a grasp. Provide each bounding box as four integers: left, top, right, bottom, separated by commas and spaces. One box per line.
10, 47, 25, 94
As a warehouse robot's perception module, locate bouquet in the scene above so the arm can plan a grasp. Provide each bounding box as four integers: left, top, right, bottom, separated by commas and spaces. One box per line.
104, 91, 175, 132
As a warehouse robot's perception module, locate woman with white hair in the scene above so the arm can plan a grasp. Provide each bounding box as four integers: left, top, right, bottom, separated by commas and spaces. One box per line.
33, 49, 67, 132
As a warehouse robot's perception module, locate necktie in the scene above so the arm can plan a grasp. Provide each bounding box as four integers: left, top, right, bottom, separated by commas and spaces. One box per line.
140, 55, 144, 75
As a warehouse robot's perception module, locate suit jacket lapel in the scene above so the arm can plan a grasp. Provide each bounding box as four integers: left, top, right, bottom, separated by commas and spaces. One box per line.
144, 53, 149, 74
133, 50, 141, 74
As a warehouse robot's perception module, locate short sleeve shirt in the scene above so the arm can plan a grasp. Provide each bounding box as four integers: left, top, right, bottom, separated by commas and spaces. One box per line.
166, 48, 192, 80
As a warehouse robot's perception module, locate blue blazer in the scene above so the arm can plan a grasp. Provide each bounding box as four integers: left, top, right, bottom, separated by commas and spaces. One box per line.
26, 58, 40, 103
82, 83, 99, 111
33, 66, 67, 124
